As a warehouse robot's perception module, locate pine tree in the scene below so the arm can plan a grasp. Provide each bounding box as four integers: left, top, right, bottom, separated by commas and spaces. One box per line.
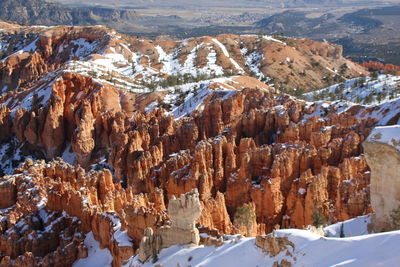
312, 204, 327, 227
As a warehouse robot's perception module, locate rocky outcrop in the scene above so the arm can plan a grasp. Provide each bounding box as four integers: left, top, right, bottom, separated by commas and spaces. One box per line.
363, 126, 400, 231
0, 25, 110, 91
138, 228, 161, 263
256, 233, 294, 257
71, 100, 95, 167
159, 189, 202, 247
198, 192, 233, 235
138, 189, 202, 263
256, 232, 295, 267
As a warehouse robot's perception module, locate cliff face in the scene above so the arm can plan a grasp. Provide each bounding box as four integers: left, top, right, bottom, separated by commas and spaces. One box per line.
363, 126, 400, 232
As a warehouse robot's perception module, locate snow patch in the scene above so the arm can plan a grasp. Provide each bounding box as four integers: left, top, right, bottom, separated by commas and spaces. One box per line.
263, 35, 287, 45
73, 232, 112, 267
103, 213, 133, 247
61, 143, 76, 165
298, 188, 306, 195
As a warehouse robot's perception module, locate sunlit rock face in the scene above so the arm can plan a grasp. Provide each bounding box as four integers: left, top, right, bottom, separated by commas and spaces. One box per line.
364, 126, 400, 232
138, 189, 202, 263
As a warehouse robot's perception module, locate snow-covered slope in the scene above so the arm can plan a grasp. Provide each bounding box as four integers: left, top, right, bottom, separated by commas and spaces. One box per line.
303, 74, 400, 105
301, 91, 400, 126
125, 227, 400, 267
74, 215, 400, 267
163, 77, 241, 119
324, 215, 371, 237
128, 235, 269, 267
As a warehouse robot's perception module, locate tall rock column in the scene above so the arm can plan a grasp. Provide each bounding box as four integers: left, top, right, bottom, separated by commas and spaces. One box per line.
42, 99, 65, 159
363, 126, 400, 231
72, 100, 95, 167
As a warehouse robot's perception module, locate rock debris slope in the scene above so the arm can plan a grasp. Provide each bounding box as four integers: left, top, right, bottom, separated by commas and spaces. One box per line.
0, 21, 399, 266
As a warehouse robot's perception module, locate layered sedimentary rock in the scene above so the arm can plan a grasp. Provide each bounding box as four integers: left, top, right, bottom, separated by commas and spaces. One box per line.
363, 126, 400, 231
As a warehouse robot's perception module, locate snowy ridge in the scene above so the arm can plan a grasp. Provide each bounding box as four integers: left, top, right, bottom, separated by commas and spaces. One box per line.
351, 97, 400, 125
204, 46, 224, 76
183, 43, 202, 75
170, 85, 236, 120
301, 90, 400, 126
162, 77, 238, 119
64, 38, 238, 93
0, 138, 30, 176
3, 72, 58, 113
155, 42, 228, 77
156, 45, 181, 75
171, 85, 213, 119
241, 49, 267, 81
69, 38, 102, 60
0, 40, 9, 52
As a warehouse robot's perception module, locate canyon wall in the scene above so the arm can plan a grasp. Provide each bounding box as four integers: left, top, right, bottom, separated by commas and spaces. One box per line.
0, 23, 389, 265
